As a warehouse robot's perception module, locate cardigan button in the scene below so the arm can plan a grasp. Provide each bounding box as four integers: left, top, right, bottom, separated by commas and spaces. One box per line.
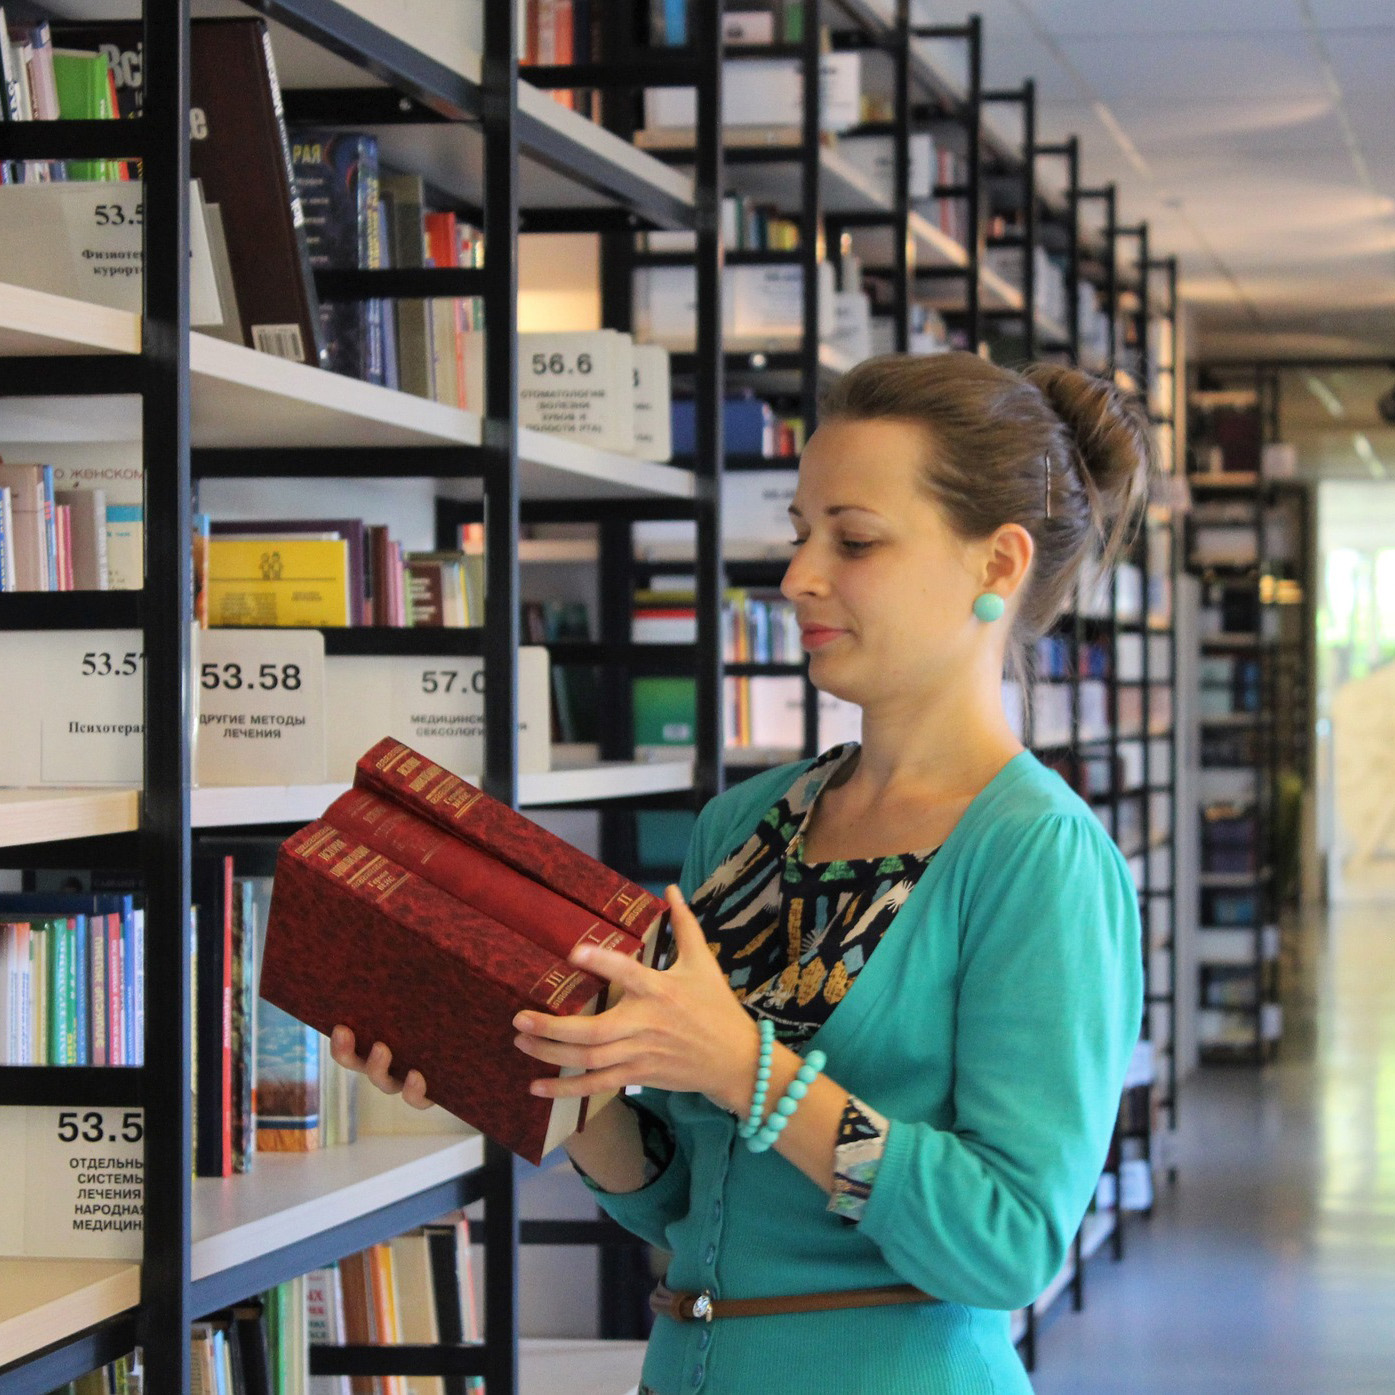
711, 1200, 722, 1223
691, 1365, 705, 1387
704, 1244, 717, 1265
698, 1328, 711, 1351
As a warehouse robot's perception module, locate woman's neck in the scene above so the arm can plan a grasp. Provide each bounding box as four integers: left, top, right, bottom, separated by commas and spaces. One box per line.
852, 673, 1024, 803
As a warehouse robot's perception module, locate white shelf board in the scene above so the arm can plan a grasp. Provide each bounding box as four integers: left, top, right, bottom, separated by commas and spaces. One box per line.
0, 1258, 141, 1368
191, 1132, 483, 1282
520, 1339, 647, 1395
0, 787, 140, 848
0, 285, 692, 499
191, 753, 694, 826
1198, 925, 1281, 965
0, 283, 141, 358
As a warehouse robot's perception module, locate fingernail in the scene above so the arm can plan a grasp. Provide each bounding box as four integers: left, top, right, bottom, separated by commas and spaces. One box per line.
513, 1013, 531, 1030
529, 1081, 545, 1095
572, 946, 592, 965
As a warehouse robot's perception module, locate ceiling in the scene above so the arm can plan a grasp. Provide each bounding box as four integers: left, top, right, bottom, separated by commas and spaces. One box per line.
910, 0, 1395, 362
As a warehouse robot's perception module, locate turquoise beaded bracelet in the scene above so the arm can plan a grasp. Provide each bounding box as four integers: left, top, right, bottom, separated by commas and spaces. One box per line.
737, 1017, 775, 1140
746, 1047, 826, 1154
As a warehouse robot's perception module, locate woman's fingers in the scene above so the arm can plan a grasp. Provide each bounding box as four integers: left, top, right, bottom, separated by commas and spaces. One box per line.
530, 1062, 634, 1099
364, 1040, 405, 1095
569, 941, 654, 995
664, 885, 714, 963
401, 1070, 434, 1110
329, 1025, 368, 1071
330, 1026, 427, 1103
515, 1031, 637, 1073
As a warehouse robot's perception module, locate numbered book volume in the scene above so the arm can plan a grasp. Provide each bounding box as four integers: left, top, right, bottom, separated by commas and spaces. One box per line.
259, 738, 669, 1163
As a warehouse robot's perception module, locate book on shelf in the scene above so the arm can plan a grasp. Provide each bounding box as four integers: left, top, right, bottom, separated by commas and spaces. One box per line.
53, 17, 326, 366
0, 893, 140, 1067
206, 537, 352, 629
259, 736, 670, 1163
292, 129, 389, 386
424, 208, 486, 411
379, 170, 435, 402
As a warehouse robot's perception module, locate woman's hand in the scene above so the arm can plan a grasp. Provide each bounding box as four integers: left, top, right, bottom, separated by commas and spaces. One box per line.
514, 885, 761, 1114
328, 1025, 434, 1110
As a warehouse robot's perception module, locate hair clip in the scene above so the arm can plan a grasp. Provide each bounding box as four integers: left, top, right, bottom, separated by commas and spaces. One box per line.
1044, 453, 1053, 519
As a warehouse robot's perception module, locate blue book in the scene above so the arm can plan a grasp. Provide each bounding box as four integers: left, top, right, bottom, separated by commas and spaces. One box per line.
664, 0, 687, 45
41, 465, 57, 592
672, 397, 774, 456
128, 909, 144, 1067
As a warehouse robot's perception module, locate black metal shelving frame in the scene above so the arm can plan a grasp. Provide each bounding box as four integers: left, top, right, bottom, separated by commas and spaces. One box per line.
0, 0, 725, 1390
1185, 362, 1308, 1067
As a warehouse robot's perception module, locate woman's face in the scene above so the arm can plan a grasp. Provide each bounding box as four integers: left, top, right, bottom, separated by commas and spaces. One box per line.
781, 417, 1000, 711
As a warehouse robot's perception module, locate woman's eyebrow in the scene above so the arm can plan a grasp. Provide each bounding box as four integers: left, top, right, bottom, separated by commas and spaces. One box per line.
787, 504, 883, 520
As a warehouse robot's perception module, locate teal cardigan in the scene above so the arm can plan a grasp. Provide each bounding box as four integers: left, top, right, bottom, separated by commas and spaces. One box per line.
584, 750, 1142, 1395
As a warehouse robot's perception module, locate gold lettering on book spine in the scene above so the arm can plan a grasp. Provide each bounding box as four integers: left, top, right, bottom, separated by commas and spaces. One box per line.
294, 825, 339, 859
532, 965, 590, 1010
602, 887, 653, 928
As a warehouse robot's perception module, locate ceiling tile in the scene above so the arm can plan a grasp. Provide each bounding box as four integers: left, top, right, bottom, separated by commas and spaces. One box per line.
1058, 33, 1328, 104
1015, 0, 1309, 35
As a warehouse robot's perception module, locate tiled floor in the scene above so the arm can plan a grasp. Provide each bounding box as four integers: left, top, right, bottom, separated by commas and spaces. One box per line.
1033, 902, 1395, 1394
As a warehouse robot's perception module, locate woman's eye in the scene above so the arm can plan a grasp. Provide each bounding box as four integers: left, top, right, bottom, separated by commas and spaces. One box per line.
839, 539, 874, 554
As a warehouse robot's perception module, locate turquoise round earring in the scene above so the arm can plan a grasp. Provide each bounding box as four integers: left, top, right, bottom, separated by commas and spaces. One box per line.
973, 592, 1005, 623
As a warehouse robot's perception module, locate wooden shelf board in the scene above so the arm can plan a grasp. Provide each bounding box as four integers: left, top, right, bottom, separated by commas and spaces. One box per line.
0, 1258, 140, 1369
191, 1132, 483, 1282
0, 788, 140, 848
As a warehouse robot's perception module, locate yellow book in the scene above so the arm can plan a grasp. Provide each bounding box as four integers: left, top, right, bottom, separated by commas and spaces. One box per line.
206, 538, 350, 627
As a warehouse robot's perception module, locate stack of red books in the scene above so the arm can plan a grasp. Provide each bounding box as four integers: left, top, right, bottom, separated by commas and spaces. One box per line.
260, 738, 668, 1163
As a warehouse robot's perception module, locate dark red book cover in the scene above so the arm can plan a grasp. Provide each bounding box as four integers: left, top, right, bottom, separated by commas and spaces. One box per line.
354, 738, 666, 941
325, 787, 646, 967
261, 822, 610, 1163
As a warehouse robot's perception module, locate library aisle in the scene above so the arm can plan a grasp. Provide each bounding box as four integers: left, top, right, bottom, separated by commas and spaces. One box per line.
1034, 903, 1395, 1395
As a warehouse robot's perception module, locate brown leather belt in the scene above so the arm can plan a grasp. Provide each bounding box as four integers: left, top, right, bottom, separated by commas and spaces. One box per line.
650, 1282, 938, 1322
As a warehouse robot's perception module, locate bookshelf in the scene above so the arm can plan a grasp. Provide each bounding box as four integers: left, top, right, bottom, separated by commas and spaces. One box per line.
0, 0, 724, 1391
1184, 366, 1308, 1066
0, 4, 1183, 1390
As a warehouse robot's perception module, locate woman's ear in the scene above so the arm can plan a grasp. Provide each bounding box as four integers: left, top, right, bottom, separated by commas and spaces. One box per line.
980, 523, 1035, 597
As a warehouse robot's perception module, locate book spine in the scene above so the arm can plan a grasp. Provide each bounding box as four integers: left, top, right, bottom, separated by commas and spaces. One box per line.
74, 914, 88, 1065
109, 914, 124, 1067
262, 824, 602, 1162
91, 913, 107, 1067
324, 788, 644, 965
354, 739, 665, 937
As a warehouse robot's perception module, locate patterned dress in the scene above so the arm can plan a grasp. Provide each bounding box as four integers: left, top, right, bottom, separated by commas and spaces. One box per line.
630, 743, 937, 1220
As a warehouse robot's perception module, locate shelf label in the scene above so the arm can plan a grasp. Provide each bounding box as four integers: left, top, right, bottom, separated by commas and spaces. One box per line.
0, 1108, 143, 1260
324, 647, 550, 783
518, 330, 635, 453
0, 630, 145, 786
0, 179, 221, 325
195, 628, 326, 787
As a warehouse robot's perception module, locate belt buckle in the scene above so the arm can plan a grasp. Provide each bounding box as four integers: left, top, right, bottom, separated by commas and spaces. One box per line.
691, 1290, 714, 1322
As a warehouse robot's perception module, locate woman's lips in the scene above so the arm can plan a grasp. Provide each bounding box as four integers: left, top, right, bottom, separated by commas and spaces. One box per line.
800, 625, 846, 651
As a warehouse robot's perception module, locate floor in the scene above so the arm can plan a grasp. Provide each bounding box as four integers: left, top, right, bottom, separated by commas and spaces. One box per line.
1033, 901, 1395, 1395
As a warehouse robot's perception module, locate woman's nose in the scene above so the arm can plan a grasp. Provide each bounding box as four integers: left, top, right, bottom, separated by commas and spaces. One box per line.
780, 543, 826, 601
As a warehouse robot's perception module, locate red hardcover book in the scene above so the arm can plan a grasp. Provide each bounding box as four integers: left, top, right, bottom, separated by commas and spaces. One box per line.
353, 738, 666, 940
260, 822, 613, 1163
324, 787, 649, 967
109, 915, 125, 1068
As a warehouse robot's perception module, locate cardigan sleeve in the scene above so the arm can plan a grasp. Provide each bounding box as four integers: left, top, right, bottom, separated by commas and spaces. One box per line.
855, 812, 1142, 1311
573, 793, 729, 1247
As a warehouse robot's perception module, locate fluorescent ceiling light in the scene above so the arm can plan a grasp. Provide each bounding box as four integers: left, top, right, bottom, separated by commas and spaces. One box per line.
1303, 375, 1345, 419
1352, 433, 1387, 478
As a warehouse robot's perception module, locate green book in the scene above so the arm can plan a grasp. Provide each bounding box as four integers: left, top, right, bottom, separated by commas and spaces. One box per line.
51, 48, 122, 181
49, 916, 71, 1066
634, 676, 696, 747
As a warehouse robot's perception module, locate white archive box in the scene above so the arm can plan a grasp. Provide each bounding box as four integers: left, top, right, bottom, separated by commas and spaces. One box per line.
634, 263, 836, 351
643, 52, 862, 134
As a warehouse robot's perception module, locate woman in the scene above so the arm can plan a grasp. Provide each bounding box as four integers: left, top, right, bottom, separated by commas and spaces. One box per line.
333, 351, 1149, 1394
